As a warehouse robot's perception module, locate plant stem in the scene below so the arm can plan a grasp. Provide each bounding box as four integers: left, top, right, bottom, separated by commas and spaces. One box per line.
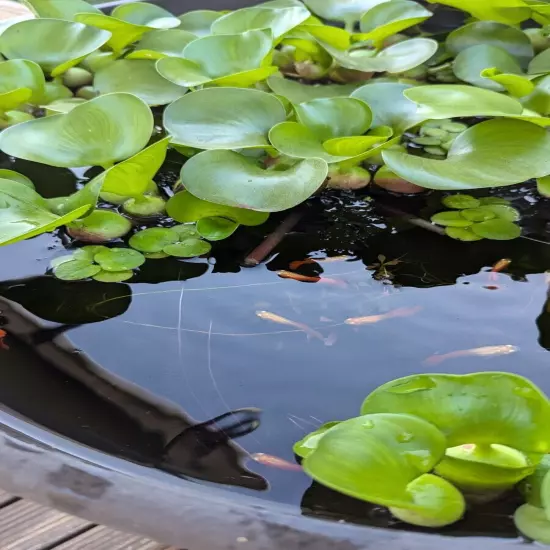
377, 203, 446, 236
243, 207, 306, 267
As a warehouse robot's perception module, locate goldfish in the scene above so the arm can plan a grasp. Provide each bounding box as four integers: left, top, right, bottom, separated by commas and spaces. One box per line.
256, 310, 330, 344
0, 329, 8, 350
424, 345, 519, 365
277, 270, 347, 288
250, 453, 303, 472
289, 255, 355, 270
345, 306, 422, 326
488, 258, 512, 283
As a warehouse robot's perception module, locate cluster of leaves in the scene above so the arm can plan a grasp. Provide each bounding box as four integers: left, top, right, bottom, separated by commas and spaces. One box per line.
2, 0, 550, 262
431, 194, 522, 241
295, 372, 550, 538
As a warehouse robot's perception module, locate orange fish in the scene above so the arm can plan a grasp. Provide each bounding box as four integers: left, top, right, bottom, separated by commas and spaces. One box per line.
289, 255, 355, 270
345, 306, 422, 326
277, 270, 347, 287
256, 310, 331, 345
488, 259, 511, 283
424, 345, 518, 365
250, 453, 303, 472
0, 330, 8, 351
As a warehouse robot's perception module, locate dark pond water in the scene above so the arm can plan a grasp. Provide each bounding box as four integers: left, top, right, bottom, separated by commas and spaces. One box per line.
1, 0, 550, 540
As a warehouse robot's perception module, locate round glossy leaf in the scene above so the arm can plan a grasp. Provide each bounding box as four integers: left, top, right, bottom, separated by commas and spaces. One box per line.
53, 259, 102, 281
528, 48, 550, 76
93, 270, 134, 282
267, 74, 364, 104
460, 207, 497, 222
478, 197, 511, 206
111, 2, 180, 28
445, 227, 483, 241
44, 98, 87, 115
177, 10, 221, 37
446, 21, 534, 69
164, 238, 211, 258
321, 37, 438, 74
0, 19, 111, 76
520, 454, 550, 508
166, 190, 269, 226
180, 150, 328, 212
196, 217, 239, 241
94, 248, 145, 271
514, 504, 550, 544
211, 5, 310, 39
95, 59, 187, 106
74, 245, 110, 262
323, 133, 389, 156
294, 422, 341, 459
163, 88, 286, 150
67, 210, 132, 241
471, 219, 521, 240
0, 59, 45, 110
480, 68, 535, 98
296, 97, 372, 141
21, 0, 101, 20
0, 169, 34, 189
453, 44, 522, 91
351, 82, 422, 133
129, 227, 178, 253
0, 92, 153, 168
442, 194, 480, 209
382, 118, 550, 190
431, 211, 473, 227
361, 372, 550, 453
358, 1, 432, 47
128, 29, 197, 59
303, 0, 393, 24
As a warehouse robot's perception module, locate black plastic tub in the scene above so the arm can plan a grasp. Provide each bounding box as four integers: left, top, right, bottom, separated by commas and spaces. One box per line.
0, 1, 549, 548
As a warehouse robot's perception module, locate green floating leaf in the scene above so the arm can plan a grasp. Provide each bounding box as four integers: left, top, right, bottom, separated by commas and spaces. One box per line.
44, 98, 87, 115
74, 245, 110, 261
0, 19, 111, 76
267, 74, 363, 104
528, 48, 550, 76
93, 270, 134, 282
22, 0, 101, 20
471, 219, 521, 240
461, 207, 497, 222
298, 412, 465, 528
76, 2, 180, 54
425, 0, 531, 26
196, 217, 239, 241
442, 194, 481, 209
53, 259, 102, 281
0, 92, 153, 168
445, 227, 483, 242
304, 0, 393, 25
94, 248, 145, 271
431, 211, 473, 227
358, 1, 432, 48
129, 227, 178, 253
294, 421, 341, 459
211, 5, 310, 39
0, 179, 89, 246
128, 29, 198, 59
478, 197, 511, 206
453, 44, 523, 91
166, 190, 269, 226
95, 59, 187, 106
177, 10, 222, 37
483, 204, 520, 222
164, 238, 212, 258
538, 175, 550, 198
67, 209, 132, 242
520, 454, 550, 508
514, 504, 550, 544
361, 372, 550, 454
156, 30, 277, 88
446, 21, 534, 69
164, 88, 286, 150
0, 169, 34, 189
351, 82, 421, 133
47, 173, 104, 217
382, 119, 550, 190
180, 150, 328, 212
480, 68, 535, 98
321, 37, 438, 74
0, 59, 45, 112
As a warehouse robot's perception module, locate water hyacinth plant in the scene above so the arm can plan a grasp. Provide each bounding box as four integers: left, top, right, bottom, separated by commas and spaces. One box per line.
296, 372, 550, 537
1, 0, 550, 273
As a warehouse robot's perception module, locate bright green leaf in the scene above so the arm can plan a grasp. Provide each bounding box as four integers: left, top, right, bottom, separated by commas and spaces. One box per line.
471, 219, 521, 240
94, 247, 145, 271
177, 10, 221, 36
514, 504, 550, 545
460, 207, 497, 222
424, 0, 531, 25
0, 19, 111, 76
66, 209, 132, 241
127, 29, 198, 59
442, 194, 480, 209
481, 67, 535, 98
445, 227, 484, 241
0, 92, 153, 168
537, 175, 550, 197
293, 422, 341, 459
163, 88, 286, 150
164, 238, 211, 257
0, 170, 34, 189
196, 217, 239, 241
93, 270, 134, 282
43, 98, 87, 115
53, 259, 102, 281
0, 59, 45, 112
483, 204, 520, 221
529, 48, 550, 75
303, 0, 393, 25
21, 0, 101, 20
180, 150, 328, 212
129, 227, 178, 253
431, 211, 473, 227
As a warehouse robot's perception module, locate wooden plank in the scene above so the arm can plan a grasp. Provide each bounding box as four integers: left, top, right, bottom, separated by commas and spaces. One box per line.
0, 500, 92, 550
0, 489, 19, 507
54, 525, 171, 550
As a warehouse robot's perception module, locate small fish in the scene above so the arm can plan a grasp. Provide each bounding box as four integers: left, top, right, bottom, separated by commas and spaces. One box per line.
0, 329, 8, 351
345, 306, 422, 326
424, 345, 519, 365
488, 258, 512, 283
277, 270, 347, 287
256, 310, 328, 344
289, 255, 355, 270
250, 453, 303, 472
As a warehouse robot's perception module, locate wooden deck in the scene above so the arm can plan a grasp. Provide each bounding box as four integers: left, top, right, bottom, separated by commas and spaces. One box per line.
0, 489, 176, 550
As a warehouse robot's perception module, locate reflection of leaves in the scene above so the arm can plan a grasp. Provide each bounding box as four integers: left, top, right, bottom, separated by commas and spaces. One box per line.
0, 276, 132, 324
